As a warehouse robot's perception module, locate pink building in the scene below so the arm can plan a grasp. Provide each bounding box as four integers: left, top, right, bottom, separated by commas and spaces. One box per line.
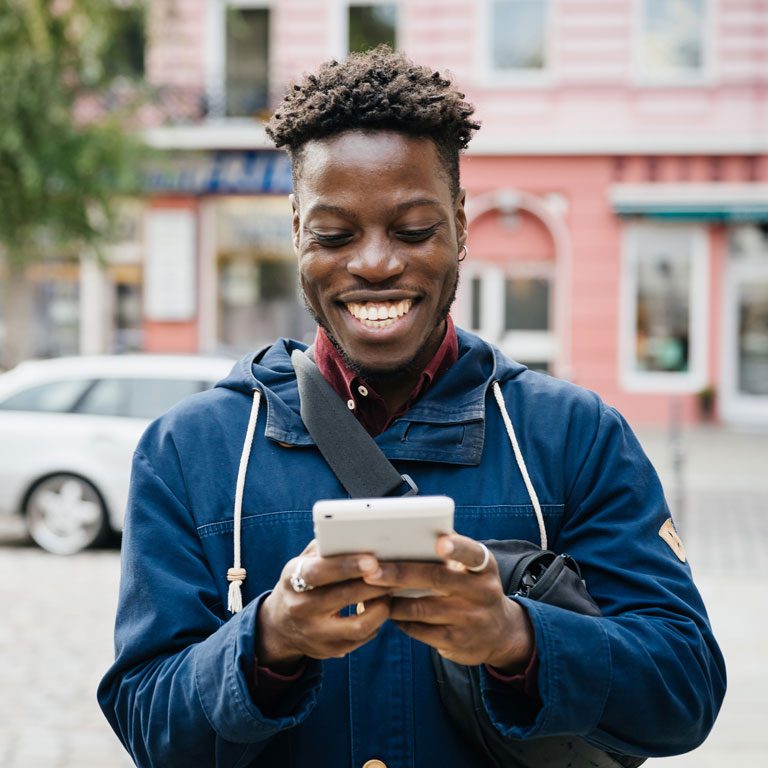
85, 0, 768, 427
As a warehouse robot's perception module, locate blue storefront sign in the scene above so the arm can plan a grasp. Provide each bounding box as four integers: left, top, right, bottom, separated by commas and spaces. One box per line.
146, 151, 293, 195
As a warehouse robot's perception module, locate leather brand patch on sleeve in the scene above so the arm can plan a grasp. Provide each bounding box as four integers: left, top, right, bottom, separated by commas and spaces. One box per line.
659, 518, 686, 562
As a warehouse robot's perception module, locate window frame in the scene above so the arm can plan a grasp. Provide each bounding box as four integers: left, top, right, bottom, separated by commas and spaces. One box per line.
478, 0, 554, 87
619, 223, 709, 393
632, 0, 714, 86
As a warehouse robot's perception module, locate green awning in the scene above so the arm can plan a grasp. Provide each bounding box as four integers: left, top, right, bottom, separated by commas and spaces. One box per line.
610, 184, 768, 222
614, 202, 768, 222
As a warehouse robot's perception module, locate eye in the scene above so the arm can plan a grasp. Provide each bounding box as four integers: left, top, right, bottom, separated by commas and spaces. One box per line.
310, 231, 353, 247
396, 224, 439, 242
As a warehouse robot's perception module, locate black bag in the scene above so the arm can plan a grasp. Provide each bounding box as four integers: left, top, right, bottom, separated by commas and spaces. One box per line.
292, 350, 645, 768
431, 539, 645, 768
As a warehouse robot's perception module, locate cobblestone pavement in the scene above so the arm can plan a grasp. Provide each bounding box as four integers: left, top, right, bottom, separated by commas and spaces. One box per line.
0, 520, 133, 768
0, 426, 765, 767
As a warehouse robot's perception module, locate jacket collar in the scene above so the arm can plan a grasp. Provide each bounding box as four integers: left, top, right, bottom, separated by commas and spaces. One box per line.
225, 330, 526, 466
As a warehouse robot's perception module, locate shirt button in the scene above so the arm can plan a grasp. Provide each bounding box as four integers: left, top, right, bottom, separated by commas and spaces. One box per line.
362, 761, 387, 768
357, 385, 369, 397
347, 399, 355, 410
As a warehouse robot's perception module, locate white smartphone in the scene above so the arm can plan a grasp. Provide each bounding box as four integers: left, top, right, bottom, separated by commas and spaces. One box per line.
312, 495, 454, 562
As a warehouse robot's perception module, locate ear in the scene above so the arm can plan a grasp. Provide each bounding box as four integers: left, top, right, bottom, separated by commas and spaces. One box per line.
290, 194, 300, 254
455, 187, 468, 249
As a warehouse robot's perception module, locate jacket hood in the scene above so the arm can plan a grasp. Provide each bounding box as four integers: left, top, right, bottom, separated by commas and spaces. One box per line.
214, 328, 528, 449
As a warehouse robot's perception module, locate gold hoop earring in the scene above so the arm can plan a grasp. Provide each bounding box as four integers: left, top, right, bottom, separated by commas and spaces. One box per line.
458, 244, 468, 263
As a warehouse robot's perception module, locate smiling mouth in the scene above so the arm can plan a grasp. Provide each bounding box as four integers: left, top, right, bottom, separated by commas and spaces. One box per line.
345, 299, 414, 328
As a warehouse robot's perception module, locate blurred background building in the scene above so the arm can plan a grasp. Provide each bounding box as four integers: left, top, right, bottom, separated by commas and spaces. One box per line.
1, 0, 767, 427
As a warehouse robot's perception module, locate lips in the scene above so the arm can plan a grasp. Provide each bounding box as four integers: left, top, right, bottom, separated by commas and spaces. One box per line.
345, 299, 413, 329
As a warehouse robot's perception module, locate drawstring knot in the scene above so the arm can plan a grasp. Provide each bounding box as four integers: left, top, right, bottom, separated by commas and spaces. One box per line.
227, 389, 262, 614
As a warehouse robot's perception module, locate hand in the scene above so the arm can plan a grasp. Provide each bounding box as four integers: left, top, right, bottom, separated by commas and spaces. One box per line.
363, 533, 534, 674
256, 540, 392, 673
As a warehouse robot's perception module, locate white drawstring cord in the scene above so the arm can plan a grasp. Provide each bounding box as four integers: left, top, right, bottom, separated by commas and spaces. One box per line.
227, 389, 262, 614
492, 381, 548, 550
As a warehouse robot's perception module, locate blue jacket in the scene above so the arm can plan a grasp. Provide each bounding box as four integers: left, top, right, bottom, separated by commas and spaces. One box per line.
98, 329, 725, 768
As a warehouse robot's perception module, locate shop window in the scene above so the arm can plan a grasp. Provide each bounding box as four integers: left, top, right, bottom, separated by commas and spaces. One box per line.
488, 0, 549, 73
113, 282, 143, 352
348, 4, 397, 53
620, 225, 708, 392
36, 279, 80, 358
219, 255, 314, 354
720, 225, 768, 425
737, 282, 768, 396
637, 0, 707, 80
225, 7, 270, 117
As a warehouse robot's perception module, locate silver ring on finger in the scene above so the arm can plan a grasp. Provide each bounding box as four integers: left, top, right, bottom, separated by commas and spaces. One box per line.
466, 542, 491, 573
290, 557, 315, 593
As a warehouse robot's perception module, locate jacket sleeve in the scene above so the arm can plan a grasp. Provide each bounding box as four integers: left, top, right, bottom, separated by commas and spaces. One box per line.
97, 444, 322, 768
480, 400, 726, 757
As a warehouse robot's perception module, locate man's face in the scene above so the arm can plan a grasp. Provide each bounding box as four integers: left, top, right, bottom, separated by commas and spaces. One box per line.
292, 130, 467, 376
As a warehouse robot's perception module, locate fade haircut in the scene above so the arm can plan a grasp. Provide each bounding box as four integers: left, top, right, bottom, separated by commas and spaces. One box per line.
265, 45, 480, 200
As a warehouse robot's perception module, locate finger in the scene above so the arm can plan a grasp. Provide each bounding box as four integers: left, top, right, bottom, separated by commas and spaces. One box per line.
436, 533, 496, 573
286, 551, 382, 591
294, 581, 393, 616
362, 560, 458, 596
364, 558, 502, 603
388, 595, 463, 625
391, 619, 456, 650
304, 597, 391, 652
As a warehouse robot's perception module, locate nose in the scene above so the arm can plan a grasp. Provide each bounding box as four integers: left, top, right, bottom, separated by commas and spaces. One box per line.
346, 237, 405, 283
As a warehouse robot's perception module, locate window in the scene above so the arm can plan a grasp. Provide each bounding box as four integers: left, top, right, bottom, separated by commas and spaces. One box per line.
74, 378, 206, 419
219, 255, 312, 352
504, 278, 549, 332
0, 380, 93, 413
489, 0, 548, 73
720, 226, 768, 425
637, 0, 707, 79
225, 7, 270, 117
464, 265, 555, 371
620, 225, 708, 391
348, 4, 397, 53
102, 4, 146, 79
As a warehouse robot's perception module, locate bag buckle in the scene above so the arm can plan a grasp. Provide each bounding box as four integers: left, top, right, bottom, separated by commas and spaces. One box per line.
399, 474, 419, 496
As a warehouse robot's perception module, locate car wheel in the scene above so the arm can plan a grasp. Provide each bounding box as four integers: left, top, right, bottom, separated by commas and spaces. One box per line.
24, 474, 109, 555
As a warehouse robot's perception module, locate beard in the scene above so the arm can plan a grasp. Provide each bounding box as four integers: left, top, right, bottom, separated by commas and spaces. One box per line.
301, 270, 459, 385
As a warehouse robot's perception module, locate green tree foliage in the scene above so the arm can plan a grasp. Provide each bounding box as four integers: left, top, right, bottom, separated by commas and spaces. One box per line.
0, 0, 148, 269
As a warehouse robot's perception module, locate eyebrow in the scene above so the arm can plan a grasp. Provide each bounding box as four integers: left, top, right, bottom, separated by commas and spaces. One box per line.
304, 197, 444, 219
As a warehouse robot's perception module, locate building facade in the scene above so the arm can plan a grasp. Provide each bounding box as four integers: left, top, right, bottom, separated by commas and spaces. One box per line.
10, 0, 768, 427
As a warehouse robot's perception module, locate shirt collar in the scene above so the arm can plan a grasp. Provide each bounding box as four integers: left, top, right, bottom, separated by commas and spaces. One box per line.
314, 316, 459, 436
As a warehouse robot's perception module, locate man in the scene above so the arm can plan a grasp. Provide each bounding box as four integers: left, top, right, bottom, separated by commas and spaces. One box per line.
99, 47, 725, 768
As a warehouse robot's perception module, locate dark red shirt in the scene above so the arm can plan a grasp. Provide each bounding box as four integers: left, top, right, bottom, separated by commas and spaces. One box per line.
314, 315, 459, 437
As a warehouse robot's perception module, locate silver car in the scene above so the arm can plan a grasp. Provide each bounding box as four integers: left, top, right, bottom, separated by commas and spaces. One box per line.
0, 354, 235, 554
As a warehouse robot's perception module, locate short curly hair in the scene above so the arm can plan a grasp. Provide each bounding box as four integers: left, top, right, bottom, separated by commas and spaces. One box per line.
265, 46, 480, 199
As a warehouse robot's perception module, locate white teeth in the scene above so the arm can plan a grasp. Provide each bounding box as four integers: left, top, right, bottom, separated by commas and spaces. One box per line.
345, 299, 413, 325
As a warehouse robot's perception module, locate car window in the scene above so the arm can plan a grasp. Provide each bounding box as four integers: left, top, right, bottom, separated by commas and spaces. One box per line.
0, 379, 94, 413
74, 377, 124, 417
126, 378, 205, 419
74, 377, 206, 419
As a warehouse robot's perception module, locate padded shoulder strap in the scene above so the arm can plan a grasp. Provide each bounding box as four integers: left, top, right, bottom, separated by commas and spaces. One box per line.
291, 348, 416, 498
